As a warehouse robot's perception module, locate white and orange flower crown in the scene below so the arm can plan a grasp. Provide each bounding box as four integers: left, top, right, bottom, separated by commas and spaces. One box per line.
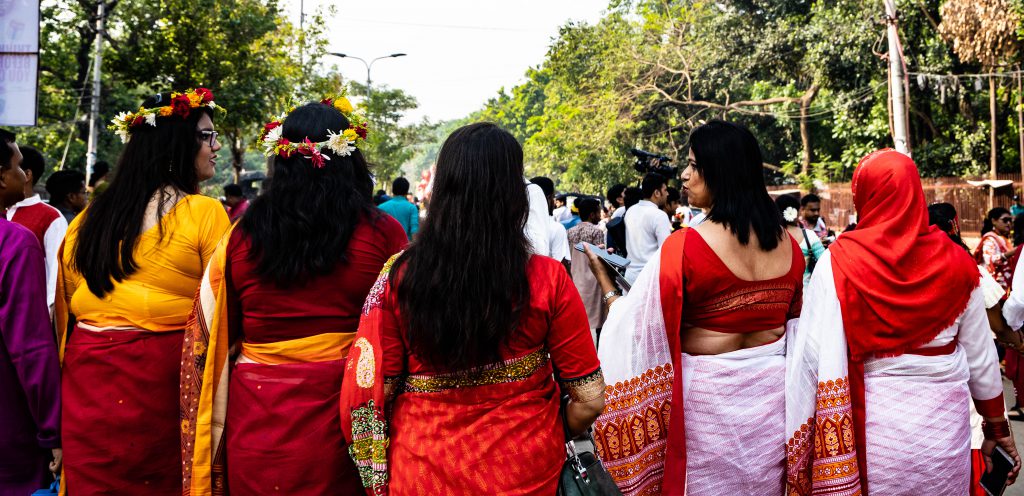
108, 88, 224, 143
257, 95, 369, 168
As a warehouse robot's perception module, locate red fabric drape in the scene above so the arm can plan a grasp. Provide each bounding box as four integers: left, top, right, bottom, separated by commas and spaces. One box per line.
830, 150, 980, 494
659, 230, 687, 496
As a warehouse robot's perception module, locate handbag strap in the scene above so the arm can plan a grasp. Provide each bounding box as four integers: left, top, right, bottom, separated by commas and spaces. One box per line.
800, 227, 817, 263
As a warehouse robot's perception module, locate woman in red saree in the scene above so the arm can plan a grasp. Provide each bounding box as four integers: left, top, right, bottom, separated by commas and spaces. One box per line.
975, 207, 1016, 289
340, 122, 606, 495
586, 120, 803, 495
56, 90, 230, 495
180, 100, 407, 495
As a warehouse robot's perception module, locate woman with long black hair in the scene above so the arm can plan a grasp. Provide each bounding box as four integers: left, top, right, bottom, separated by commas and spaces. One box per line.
340, 122, 605, 495
588, 120, 804, 495
976, 206, 1016, 289
180, 99, 407, 494
57, 89, 231, 494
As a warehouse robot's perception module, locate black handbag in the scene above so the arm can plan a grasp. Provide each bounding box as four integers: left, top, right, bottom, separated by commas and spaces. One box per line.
557, 415, 622, 496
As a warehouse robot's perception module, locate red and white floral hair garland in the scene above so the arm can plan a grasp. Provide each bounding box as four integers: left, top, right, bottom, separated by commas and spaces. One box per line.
108, 88, 223, 143
257, 96, 369, 168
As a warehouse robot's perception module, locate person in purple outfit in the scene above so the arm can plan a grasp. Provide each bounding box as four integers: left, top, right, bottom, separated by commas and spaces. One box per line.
0, 128, 62, 495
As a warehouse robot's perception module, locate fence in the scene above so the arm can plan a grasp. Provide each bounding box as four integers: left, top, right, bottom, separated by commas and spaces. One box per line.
767, 173, 1024, 237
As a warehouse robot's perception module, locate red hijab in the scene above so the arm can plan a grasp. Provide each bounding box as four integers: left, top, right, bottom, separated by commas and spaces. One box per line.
829, 149, 979, 361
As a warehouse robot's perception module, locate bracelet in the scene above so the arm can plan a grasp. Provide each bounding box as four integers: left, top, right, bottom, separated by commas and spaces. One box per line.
983, 419, 1012, 440
602, 290, 620, 304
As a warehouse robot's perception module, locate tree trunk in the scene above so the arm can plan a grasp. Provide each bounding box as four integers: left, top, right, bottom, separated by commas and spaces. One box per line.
799, 83, 821, 175
1018, 68, 1023, 192
231, 134, 244, 184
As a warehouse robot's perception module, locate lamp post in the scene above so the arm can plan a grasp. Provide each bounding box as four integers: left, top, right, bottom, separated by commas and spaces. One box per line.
327, 52, 406, 101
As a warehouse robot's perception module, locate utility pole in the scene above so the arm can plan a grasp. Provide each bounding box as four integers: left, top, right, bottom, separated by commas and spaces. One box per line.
85, 0, 104, 188
883, 0, 910, 155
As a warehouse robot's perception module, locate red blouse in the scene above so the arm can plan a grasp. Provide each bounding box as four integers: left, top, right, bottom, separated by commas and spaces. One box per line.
680, 230, 804, 333
227, 213, 408, 344
380, 255, 600, 382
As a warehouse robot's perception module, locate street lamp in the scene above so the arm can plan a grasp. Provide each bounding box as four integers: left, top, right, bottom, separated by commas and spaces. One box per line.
327, 52, 406, 100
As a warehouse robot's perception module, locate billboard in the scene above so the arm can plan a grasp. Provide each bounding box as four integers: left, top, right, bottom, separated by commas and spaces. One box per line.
0, 0, 40, 126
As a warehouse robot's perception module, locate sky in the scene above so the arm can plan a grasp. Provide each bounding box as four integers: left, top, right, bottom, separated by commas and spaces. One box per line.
283, 0, 609, 124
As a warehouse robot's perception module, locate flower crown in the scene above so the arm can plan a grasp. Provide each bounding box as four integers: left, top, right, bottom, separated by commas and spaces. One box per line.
109, 88, 223, 144
257, 96, 369, 168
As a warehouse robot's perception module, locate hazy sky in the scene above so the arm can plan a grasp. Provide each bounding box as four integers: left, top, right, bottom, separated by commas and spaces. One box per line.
283, 0, 608, 123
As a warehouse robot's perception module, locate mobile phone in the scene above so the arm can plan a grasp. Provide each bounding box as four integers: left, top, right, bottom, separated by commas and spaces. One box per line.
574, 242, 632, 292
981, 446, 1015, 496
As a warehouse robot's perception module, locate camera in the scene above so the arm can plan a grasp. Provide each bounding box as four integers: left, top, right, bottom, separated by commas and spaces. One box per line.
630, 148, 678, 177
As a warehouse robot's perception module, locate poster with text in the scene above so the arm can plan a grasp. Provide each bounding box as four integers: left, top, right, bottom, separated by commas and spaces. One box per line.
0, 0, 39, 126
0, 54, 38, 126
0, 0, 39, 52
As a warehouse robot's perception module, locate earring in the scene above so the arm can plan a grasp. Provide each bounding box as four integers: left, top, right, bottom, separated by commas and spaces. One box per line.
168, 161, 173, 172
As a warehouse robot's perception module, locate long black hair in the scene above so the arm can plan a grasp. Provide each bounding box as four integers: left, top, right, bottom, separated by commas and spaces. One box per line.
391, 122, 531, 370
981, 207, 1011, 236
240, 102, 375, 286
688, 120, 782, 250
927, 202, 970, 251
73, 93, 211, 297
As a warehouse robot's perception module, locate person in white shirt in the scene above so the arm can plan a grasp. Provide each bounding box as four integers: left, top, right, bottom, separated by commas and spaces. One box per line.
606, 183, 627, 220
524, 180, 550, 256
624, 173, 671, 283
5, 146, 67, 313
529, 176, 572, 269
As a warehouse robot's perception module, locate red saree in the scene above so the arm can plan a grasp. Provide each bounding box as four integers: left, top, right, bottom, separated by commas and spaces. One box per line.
340, 255, 603, 495
62, 326, 184, 495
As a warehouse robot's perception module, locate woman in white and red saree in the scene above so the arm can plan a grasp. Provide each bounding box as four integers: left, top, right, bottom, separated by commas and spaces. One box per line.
589, 120, 803, 496
787, 149, 1021, 495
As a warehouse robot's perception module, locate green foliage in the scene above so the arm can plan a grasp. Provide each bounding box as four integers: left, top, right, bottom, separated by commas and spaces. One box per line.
20, 0, 421, 197
465, 0, 1024, 193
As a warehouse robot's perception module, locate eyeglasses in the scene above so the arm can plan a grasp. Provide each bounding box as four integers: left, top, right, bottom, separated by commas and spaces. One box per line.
999, 217, 1013, 223
197, 130, 219, 147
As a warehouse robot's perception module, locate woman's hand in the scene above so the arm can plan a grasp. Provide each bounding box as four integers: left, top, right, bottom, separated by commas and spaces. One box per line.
982, 420, 1021, 485
49, 448, 62, 474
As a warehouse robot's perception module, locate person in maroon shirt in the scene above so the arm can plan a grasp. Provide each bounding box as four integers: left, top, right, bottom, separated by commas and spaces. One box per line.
180, 101, 406, 494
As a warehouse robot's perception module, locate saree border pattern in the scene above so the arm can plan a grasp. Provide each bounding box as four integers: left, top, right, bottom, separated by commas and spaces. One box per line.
349, 399, 389, 494
560, 368, 606, 403
403, 348, 548, 393
786, 377, 861, 496
592, 363, 674, 496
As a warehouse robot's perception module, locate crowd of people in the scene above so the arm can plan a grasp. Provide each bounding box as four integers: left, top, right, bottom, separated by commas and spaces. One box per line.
1, 85, 1023, 496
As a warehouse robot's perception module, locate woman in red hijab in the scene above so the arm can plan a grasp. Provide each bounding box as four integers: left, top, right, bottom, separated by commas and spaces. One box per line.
786, 149, 1019, 495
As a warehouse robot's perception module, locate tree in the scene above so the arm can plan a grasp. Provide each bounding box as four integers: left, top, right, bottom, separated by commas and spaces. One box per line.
350, 82, 427, 183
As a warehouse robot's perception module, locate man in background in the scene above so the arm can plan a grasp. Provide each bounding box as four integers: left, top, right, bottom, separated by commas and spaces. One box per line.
224, 183, 249, 222
624, 173, 671, 283
800, 193, 829, 242
0, 128, 63, 494
664, 186, 682, 231
567, 197, 606, 343
5, 146, 67, 312
378, 177, 419, 241
529, 177, 570, 269
45, 169, 87, 223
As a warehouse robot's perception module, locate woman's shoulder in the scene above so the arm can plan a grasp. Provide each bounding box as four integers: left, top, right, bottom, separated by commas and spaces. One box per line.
182, 193, 224, 212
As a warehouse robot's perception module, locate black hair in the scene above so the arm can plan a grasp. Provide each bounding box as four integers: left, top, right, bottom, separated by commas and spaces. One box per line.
666, 186, 680, 204
577, 197, 601, 221
927, 202, 970, 251
223, 183, 243, 197
73, 92, 212, 297
640, 173, 667, 199
240, 102, 376, 287
800, 193, 821, 207
19, 146, 45, 186
530, 176, 555, 198
0, 129, 14, 168
688, 120, 782, 250
46, 169, 86, 205
981, 207, 1012, 236
392, 122, 530, 370
623, 187, 642, 209
775, 194, 800, 226
606, 183, 627, 207
392, 177, 410, 196
89, 161, 110, 187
